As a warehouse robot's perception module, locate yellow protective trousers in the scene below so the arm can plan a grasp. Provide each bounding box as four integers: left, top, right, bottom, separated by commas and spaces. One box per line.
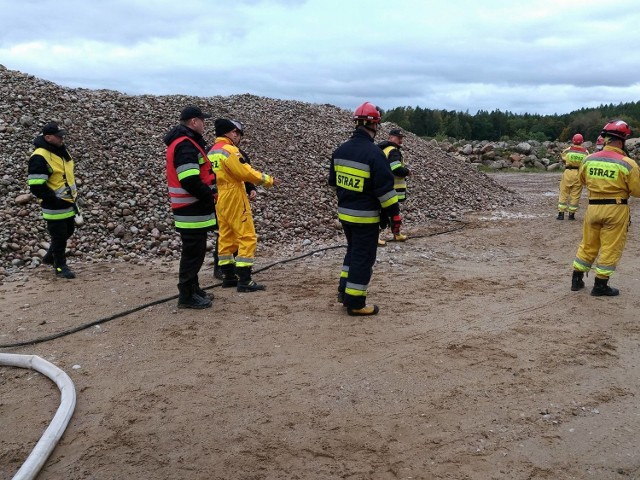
558, 169, 583, 213
216, 184, 257, 268
573, 204, 630, 278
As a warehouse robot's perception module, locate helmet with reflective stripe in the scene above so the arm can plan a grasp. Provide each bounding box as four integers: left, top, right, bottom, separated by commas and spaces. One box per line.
601, 119, 631, 140
353, 102, 381, 124
572, 133, 583, 145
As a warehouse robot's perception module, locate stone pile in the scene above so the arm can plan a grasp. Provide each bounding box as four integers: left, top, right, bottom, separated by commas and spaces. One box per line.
0, 65, 520, 273
446, 137, 640, 170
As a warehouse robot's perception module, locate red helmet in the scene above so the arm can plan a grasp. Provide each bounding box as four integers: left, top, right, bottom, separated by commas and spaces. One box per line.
596, 135, 604, 145
353, 102, 381, 124
601, 119, 631, 140
572, 133, 583, 144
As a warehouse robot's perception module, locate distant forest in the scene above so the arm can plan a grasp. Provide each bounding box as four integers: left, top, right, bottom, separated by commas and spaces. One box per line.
381, 101, 640, 142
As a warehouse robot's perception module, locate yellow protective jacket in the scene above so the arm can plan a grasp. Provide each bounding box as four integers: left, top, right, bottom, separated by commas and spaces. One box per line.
207, 137, 274, 267
579, 146, 640, 200
561, 144, 589, 168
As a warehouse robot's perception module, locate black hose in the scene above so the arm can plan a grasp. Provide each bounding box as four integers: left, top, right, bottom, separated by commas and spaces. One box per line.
0, 218, 466, 349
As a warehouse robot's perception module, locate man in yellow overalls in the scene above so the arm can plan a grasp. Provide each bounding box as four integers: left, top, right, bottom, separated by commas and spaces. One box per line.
571, 120, 640, 296
207, 119, 281, 292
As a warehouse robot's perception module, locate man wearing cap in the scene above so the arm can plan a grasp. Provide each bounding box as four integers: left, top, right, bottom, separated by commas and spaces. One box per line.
164, 106, 217, 309
377, 128, 410, 243
207, 118, 281, 292
27, 122, 79, 279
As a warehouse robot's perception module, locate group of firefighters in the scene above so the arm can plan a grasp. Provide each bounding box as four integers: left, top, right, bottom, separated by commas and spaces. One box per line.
27, 102, 410, 316
558, 120, 640, 297
28, 105, 640, 312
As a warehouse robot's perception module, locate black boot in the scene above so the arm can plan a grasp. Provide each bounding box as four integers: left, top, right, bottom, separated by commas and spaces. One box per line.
556, 212, 564, 220
178, 284, 212, 309
219, 264, 238, 288
571, 271, 585, 291
42, 250, 53, 265
213, 265, 224, 280
591, 277, 619, 297
568, 213, 576, 221
195, 285, 214, 300
55, 265, 76, 279
236, 266, 265, 292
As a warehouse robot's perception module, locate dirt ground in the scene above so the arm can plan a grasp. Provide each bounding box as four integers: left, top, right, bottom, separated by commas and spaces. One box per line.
1, 172, 640, 480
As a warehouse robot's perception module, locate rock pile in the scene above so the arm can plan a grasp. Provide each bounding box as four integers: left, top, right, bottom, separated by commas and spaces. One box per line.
0, 65, 520, 273
445, 137, 640, 171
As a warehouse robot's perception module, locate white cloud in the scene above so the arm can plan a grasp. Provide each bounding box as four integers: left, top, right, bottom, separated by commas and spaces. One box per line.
1, 0, 640, 115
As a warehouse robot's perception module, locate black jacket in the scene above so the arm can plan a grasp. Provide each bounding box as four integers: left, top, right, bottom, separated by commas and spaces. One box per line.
377, 140, 410, 177
28, 135, 75, 210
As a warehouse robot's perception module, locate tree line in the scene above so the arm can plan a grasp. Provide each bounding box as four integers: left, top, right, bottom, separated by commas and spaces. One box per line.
381, 101, 640, 142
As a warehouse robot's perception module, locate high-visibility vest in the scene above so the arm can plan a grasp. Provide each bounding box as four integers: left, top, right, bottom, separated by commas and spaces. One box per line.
28, 147, 76, 220
166, 136, 216, 230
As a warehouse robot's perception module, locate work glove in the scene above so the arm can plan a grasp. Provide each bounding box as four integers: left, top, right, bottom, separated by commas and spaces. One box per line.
390, 215, 402, 235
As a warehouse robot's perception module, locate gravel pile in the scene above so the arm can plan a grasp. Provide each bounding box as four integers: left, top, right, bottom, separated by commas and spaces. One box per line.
0, 65, 521, 273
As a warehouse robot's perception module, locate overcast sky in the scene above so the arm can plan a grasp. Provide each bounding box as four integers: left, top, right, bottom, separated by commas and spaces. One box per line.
1, 0, 639, 115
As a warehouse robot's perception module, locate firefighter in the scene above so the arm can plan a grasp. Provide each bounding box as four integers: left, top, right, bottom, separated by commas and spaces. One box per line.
377, 128, 410, 243
207, 118, 281, 292
557, 133, 589, 220
27, 122, 79, 279
571, 120, 640, 296
329, 102, 401, 316
164, 106, 217, 309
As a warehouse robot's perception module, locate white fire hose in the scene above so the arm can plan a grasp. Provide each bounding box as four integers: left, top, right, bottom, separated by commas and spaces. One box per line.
0, 353, 76, 480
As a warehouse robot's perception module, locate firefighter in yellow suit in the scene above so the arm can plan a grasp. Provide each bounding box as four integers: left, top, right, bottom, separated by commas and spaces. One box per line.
557, 133, 589, 220
571, 120, 640, 296
207, 119, 281, 292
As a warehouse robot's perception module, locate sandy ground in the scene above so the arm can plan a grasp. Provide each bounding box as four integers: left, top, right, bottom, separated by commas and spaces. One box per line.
1, 172, 640, 480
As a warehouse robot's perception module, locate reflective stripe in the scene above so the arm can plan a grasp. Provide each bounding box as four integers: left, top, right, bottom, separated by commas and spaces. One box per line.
334, 164, 371, 179
174, 213, 216, 229
28, 174, 49, 184
235, 256, 255, 267
378, 190, 398, 208
218, 255, 235, 266
338, 207, 380, 224
171, 197, 198, 205
340, 265, 349, 278
42, 206, 75, 220
177, 168, 201, 181
572, 257, 592, 272
345, 280, 368, 296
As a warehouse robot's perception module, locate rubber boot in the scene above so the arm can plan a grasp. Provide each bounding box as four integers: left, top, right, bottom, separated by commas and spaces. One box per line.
178, 284, 212, 309
236, 266, 265, 292
220, 264, 238, 288
568, 213, 576, 221
556, 212, 564, 220
393, 232, 408, 242
591, 277, 619, 297
571, 271, 585, 291
377, 234, 386, 247
347, 305, 380, 316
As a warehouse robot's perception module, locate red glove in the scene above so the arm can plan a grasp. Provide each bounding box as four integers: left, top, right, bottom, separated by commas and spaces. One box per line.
390, 215, 402, 235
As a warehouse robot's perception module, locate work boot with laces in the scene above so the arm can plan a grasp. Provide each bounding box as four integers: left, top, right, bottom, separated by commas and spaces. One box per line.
556, 212, 565, 220
393, 233, 408, 242
591, 277, 619, 297
178, 284, 212, 309
571, 271, 584, 291
568, 213, 576, 221
55, 265, 76, 279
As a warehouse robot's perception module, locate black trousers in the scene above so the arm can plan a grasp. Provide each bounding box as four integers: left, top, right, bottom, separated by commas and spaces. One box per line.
339, 223, 379, 309
178, 231, 208, 289
46, 217, 75, 267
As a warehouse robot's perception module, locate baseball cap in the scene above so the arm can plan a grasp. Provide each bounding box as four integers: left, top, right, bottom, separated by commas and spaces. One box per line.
215, 118, 244, 137
180, 106, 212, 121
389, 128, 405, 137
42, 122, 67, 137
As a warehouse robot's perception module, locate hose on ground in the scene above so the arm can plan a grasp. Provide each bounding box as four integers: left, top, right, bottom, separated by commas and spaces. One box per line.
0, 218, 466, 349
